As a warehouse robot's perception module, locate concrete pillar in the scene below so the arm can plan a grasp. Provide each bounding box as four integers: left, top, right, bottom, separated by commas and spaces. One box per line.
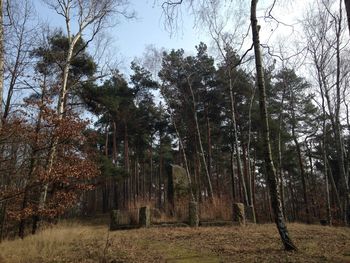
232, 203, 245, 225
139, 206, 151, 227
189, 201, 199, 227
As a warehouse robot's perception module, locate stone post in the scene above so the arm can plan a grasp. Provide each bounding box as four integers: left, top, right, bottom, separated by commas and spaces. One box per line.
189, 201, 199, 227
139, 206, 151, 227
110, 210, 120, 231
232, 203, 245, 225
245, 205, 256, 223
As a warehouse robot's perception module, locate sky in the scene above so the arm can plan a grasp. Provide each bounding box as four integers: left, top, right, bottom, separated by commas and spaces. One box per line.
34, 0, 207, 71
33, 0, 314, 75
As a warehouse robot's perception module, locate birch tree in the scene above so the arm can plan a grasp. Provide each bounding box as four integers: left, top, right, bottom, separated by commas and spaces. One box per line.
34, 0, 131, 228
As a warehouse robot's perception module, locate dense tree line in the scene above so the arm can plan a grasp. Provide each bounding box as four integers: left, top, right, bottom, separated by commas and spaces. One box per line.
0, 0, 349, 252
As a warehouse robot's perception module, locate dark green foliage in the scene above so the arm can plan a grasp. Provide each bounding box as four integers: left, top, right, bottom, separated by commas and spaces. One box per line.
98, 155, 128, 179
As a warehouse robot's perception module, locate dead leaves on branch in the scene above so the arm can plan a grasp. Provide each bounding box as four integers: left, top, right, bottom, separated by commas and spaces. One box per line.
0, 99, 100, 225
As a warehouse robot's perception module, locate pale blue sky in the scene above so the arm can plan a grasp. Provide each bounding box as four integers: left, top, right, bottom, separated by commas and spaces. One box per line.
34, 0, 207, 71
33, 0, 312, 75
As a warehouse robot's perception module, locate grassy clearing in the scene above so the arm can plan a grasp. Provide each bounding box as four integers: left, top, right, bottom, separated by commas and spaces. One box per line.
0, 222, 349, 262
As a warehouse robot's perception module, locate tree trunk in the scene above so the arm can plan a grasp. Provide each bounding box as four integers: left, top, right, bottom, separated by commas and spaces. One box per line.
0, 201, 6, 242
34, 31, 82, 230
277, 86, 287, 220
228, 75, 249, 206
205, 106, 212, 184
230, 143, 236, 201
187, 78, 213, 200
158, 135, 163, 209
112, 121, 117, 164
149, 139, 153, 201
345, 0, 350, 35
171, 113, 195, 202
251, 0, 297, 250
246, 88, 256, 221
290, 90, 310, 223
323, 142, 332, 225
0, 0, 3, 128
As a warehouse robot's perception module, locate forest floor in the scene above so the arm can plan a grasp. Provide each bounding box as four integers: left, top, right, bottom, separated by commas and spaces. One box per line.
0, 219, 349, 263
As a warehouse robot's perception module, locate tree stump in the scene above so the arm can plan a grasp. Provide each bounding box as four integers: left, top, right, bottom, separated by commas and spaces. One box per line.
110, 210, 121, 231
245, 205, 256, 223
232, 203, 245, 225
139, 206, 151, 228
189, 201, 199, 227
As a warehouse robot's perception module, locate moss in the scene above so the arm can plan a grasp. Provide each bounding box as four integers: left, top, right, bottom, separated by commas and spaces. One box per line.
136, 239, 221, 263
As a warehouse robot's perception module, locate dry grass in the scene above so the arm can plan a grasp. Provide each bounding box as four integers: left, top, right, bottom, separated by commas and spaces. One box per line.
0, 221, 349, 263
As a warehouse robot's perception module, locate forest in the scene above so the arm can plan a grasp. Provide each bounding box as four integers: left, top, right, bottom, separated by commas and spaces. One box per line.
0, 0, 350, 262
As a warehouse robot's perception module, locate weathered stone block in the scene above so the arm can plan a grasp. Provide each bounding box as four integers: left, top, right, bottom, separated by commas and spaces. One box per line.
110, 210, 120, 231
232, 203, 245, 225
139, 206, 151, 227
189, 201, 199, 227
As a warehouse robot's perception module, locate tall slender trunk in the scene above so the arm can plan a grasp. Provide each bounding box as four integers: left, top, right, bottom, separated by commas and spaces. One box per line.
277, 85, 287, 219
3, 10, 27, 121
290, 90, 310, 223
21, 82, 47, 237
230, 139, 236, 201
251, 0, 296, 250
124, 120, 129, 208
325, 154, 342, 213
112, 121, 117, 164
323, 142, 332, 225
228, 75, 248, 206
34, 30, 82, 230
149, 138, 153, 201
158, 134, 163, 209
205, 107, 212, 183
187, 78, 213, 200
288, 179, 296, 221
247, 88, 256, 221
307, 141, 318, 218
292, 131, 310, 223
334, 1, 350, 224
112, 121, 119, 208
171, 112, 195, 202
345, 0, 350, 35
0, 200, 6, 242
124, 121, 129, 173
0, 0, 4, 128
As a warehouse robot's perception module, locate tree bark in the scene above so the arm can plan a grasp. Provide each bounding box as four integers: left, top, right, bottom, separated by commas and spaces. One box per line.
0, 0, 3, 128
187, 77, 213, 200
228, 75, 248, 206
290, 90, 310, 223
344, 0, 350, 35
251, 0, 297, 250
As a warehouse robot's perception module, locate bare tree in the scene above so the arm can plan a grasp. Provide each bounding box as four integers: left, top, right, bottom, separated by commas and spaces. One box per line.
2, 0, 36, 121
304, 0, 350, 225
34, 0, 131, 229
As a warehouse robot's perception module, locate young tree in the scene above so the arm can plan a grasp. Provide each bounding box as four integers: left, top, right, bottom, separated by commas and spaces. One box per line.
250, 0, 297, 250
